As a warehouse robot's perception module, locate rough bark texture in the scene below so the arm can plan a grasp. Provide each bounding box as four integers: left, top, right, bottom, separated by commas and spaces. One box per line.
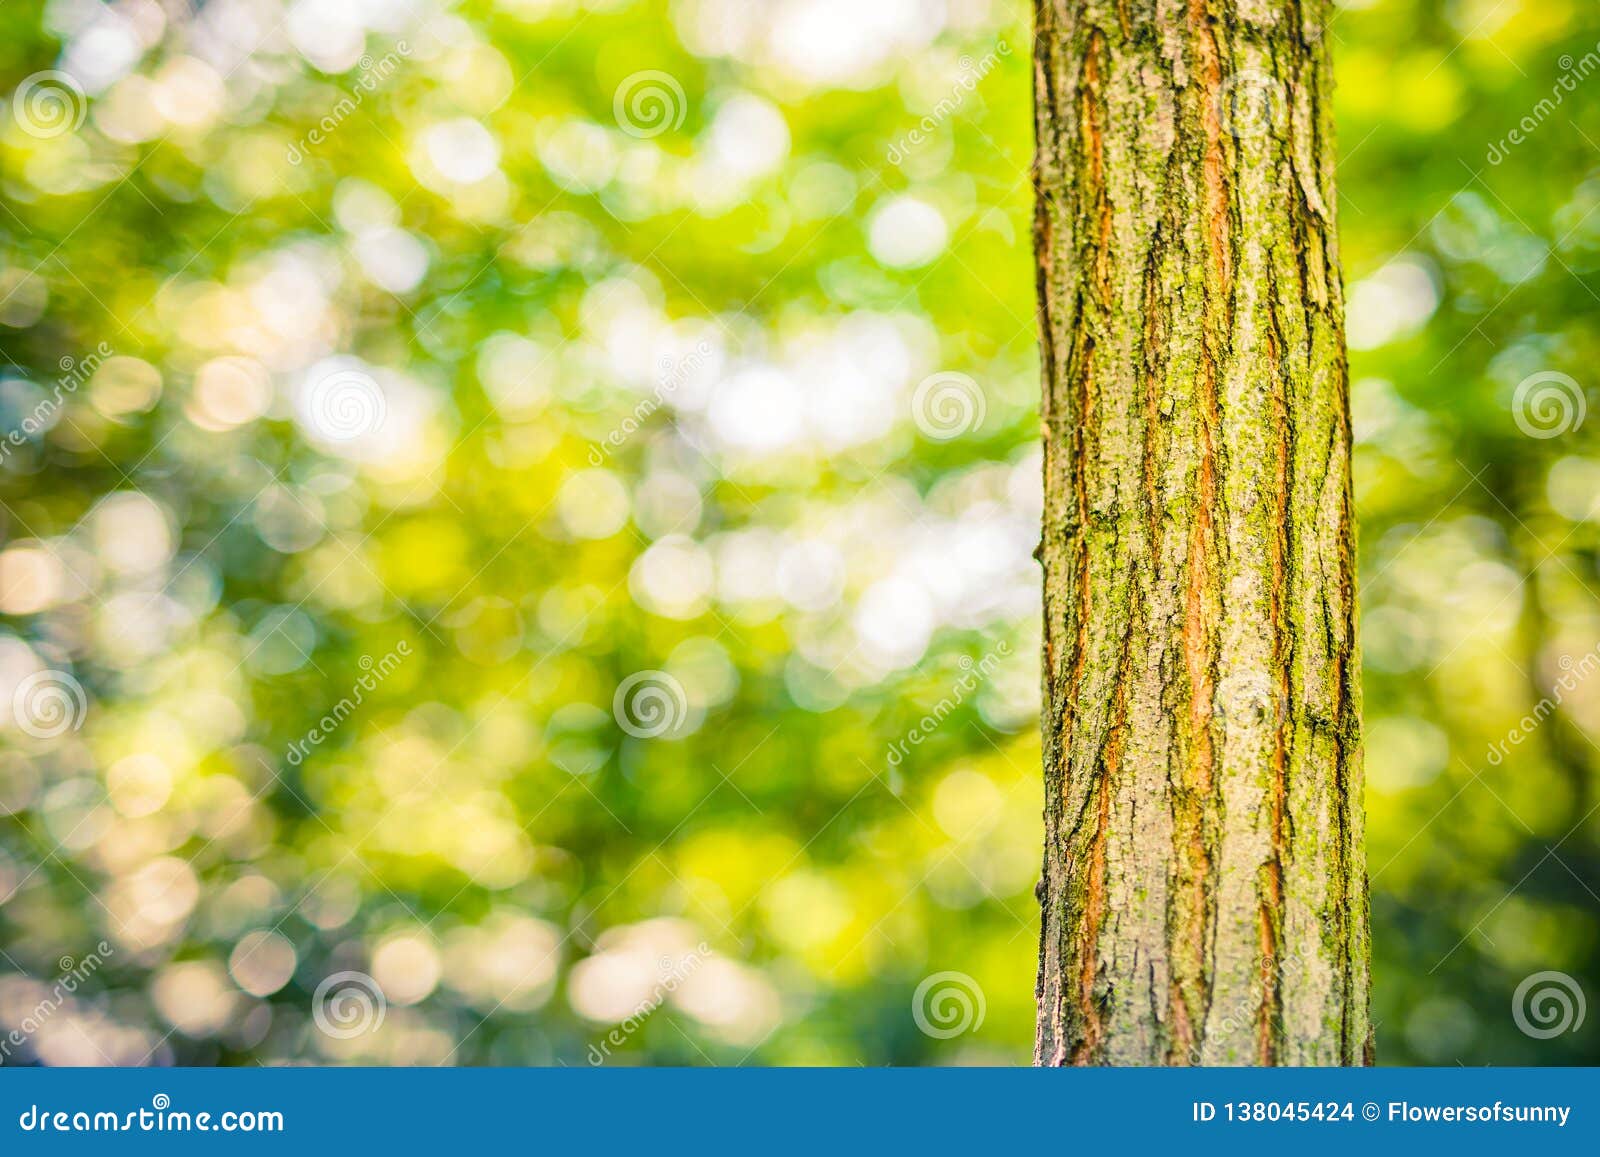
1032, 0, 1371, 1065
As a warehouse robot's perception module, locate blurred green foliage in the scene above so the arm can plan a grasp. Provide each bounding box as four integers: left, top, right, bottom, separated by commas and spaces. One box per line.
0, 0, 1596, 1067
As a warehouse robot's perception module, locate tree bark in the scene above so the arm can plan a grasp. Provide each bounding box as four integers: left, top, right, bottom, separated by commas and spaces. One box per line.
1032, 0, 1371, 1065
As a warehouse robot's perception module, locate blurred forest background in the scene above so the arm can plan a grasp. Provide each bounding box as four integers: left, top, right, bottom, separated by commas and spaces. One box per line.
1, 0, 1597, 1067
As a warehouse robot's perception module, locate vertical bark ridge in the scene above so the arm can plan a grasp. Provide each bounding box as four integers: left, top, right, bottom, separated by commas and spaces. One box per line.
1033, 0, 1370, 1066
1260, 322, 1290, 1066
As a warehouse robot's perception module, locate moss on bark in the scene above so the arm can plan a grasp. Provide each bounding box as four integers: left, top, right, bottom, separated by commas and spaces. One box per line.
1033, 0, 1371, 1066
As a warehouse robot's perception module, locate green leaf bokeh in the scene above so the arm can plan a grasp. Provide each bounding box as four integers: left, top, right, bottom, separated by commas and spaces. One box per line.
1, 0, 1597, 1066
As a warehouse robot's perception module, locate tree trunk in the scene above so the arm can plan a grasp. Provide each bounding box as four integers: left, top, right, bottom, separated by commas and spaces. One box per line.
1032, 0, 1370, 1065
